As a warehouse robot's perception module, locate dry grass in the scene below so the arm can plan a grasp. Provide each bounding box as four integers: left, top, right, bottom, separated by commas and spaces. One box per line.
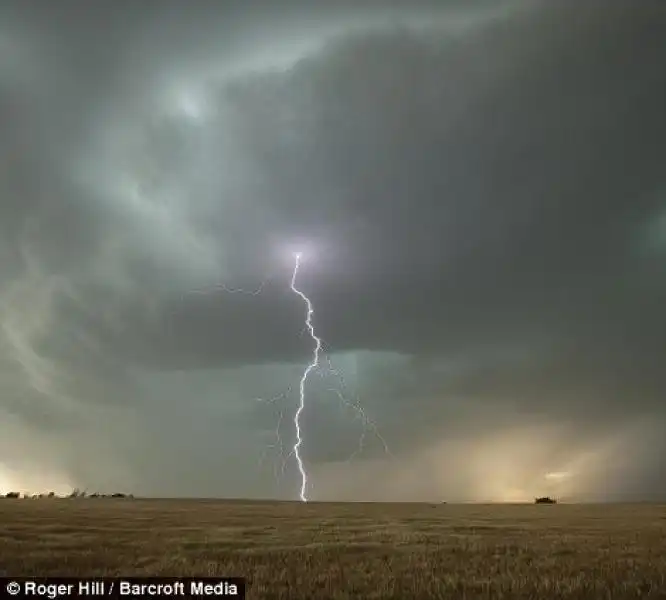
1, 500, 665, 599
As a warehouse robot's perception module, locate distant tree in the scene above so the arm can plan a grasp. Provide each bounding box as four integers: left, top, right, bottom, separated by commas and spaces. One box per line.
47, 491, 55, 498
535, 496, 557, 504
4, 492, 20, 499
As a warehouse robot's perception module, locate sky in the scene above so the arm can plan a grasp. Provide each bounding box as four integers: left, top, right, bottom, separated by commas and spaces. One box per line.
1, 0, 665, 502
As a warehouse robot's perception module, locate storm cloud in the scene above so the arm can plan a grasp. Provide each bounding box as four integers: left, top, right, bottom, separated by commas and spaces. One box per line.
1, 0, 665, 501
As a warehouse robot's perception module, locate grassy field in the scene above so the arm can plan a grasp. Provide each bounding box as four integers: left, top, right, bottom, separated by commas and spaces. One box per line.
1, 500, 665, 599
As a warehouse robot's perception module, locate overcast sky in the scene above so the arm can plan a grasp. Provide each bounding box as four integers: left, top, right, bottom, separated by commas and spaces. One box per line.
1, 0, 665, 502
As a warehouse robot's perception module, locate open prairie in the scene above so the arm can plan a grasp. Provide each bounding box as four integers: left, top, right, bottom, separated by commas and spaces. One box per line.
1, 500, 665, 599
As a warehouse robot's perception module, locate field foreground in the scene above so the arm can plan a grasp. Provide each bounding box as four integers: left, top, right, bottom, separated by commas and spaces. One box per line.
1, 500, 665, 599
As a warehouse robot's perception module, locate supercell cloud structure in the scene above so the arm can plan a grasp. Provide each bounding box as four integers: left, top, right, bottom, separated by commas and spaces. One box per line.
0, 0, 665, 501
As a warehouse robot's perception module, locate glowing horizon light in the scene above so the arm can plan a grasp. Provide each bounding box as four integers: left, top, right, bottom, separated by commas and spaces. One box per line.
289, 251, 322, 502
0, 462, 74, 498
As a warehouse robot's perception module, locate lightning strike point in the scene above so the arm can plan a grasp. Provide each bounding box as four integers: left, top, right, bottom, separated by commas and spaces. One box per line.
290, 252, 321, 502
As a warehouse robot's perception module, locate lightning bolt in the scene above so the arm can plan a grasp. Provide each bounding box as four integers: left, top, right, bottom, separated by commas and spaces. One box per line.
182, 279, 267, 300
176, 253, 391, 502
289, 252, 321, 502
320, 354, 393, 463
169, 277, 268, 343
256, 389, 291, 485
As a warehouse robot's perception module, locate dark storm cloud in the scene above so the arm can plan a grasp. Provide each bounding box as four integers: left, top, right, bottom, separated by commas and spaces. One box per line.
1, 0, 665, 499
172, 5, 664, 336
165, 1, 666, 411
